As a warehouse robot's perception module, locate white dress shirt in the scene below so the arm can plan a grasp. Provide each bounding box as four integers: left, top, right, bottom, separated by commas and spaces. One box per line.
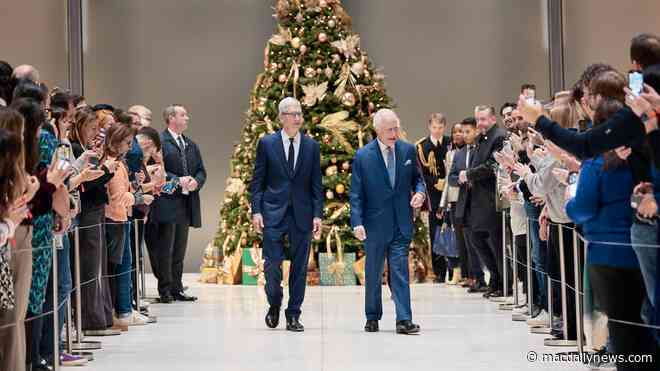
168, 128, 185, 149
281, 130, 301, 169
377, 139, 395, 168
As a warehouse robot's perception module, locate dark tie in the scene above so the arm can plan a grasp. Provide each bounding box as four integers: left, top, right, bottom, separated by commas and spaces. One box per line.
177, 136, 189, 175
288, 137, 295, 173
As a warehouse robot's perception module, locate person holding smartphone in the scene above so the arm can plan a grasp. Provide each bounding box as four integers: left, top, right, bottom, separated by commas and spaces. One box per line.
566, 98, 658, 370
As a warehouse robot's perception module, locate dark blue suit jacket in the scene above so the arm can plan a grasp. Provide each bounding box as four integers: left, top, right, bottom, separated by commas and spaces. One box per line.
149, 130, 207, 228
250, 131, 323, 232
350, 139, 425, 243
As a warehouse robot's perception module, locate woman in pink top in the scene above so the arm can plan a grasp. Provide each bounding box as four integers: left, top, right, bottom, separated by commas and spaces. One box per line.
102, 123, 136, 330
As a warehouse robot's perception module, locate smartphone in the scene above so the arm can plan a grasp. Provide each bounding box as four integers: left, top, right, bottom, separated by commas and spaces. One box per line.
629, 71, 644, 96
568, 183, 578, 198
162, 178, 180, 194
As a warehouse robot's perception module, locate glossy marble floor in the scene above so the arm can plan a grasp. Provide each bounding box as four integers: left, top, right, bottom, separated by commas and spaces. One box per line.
86, 274, 588, 371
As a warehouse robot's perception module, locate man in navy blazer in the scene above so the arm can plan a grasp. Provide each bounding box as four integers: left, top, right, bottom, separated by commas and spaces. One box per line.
250, 97, 323, 332
147, 104, 206, 303
350, 109, 426, 334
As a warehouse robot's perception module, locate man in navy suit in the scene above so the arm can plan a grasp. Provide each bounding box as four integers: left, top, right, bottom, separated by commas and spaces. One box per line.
350, 109, 426, 334
250, 97, 323, 332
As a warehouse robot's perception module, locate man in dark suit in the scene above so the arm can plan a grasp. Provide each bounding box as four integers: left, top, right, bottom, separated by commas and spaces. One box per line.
146, 104, 206, 303
250, 97, 323, 332
448, 117, 487, 292
458, 105, 507, 298
416, 113, 451, 283
350, 109, 426, 335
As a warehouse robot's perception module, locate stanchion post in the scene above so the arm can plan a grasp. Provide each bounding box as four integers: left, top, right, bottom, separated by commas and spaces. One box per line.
71, 225, 101, 353
512, 230, 519, 306
573, 230, 584, 354
52, 240, 60, 371
66, 299, 73, 354
544, 223, 577, 347
502, 210, 508, 298
133, 219, 141, 312
527, 220, 534, 316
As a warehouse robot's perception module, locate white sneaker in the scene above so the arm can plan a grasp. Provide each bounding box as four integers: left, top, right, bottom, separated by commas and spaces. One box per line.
527, 310, 550, 327
512, 305, 529, 315
128, 310, 149, 326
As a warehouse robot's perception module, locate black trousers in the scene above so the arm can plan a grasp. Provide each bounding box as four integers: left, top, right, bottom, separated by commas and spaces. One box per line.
589, 264, 659, 371
78, 206, 113, 331
145, 222, 189, 297
429, 206, 449, 281
514, 234, 536, 296
467, 212, 505, 291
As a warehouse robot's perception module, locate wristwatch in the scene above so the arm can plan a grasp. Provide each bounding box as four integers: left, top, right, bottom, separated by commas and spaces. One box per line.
640, 109, 657, 123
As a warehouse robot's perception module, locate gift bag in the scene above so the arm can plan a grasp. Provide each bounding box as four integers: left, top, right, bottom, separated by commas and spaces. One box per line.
220, 236, 244, 285
353, 255, 366, 285
320, 227, 357, 286
281, 260, 291, 287
242, 246, 265, 285
432, 222, 458, 258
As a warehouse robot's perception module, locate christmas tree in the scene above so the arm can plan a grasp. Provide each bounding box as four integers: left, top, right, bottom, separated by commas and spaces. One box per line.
209, 0, 431, 283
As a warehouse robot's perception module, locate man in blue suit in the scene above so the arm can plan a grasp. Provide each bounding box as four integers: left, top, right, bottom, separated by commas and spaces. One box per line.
350, 108, 426, 334
250, 97, 323, 332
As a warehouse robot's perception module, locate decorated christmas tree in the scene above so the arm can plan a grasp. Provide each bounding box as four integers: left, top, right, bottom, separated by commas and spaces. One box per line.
206, 0, 432, 284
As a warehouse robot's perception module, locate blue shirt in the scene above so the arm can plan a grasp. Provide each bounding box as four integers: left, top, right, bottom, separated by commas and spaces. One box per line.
566, 156, 639, 268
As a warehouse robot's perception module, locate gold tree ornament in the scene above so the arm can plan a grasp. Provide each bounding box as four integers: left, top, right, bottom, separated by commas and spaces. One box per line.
278, 74, 288, 83
326, 190, 335, 199
300, 44, 308, 54
351, 62, 364, 76
318, 32, 329, 43
269, 26, 293, 46
324, 67, 334, 78
325, 165, 338, 176
304, 67, 317, 78
302, 81, 328, 107
341, 92, 356, 107
291, 37, 301, 49
318, 111, 358, 153
334, 63, 358, 98
331, 35, 360, 60
328, 19, 336, 28
335, 183, 345, 194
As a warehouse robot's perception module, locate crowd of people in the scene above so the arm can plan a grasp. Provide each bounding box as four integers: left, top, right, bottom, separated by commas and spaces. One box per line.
0, 62, 206, 370
419, 33, 660, 371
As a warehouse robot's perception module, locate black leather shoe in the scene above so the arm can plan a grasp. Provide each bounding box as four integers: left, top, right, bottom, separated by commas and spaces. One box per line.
157, 295, 173, 304
265, 307, 280, 329
396, 320, 420, 335
173, 292, 198, 302
286, 318, 305, 332
467, 283, 489, 293
364, 320, 379, 332
483, 290, 503, 298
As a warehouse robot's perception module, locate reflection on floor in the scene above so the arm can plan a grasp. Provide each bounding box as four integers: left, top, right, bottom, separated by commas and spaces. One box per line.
87, 274, 585, 371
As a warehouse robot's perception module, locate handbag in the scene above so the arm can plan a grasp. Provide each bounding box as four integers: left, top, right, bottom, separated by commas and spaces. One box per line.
432, 220, 458, 258
0, 244, 15, 310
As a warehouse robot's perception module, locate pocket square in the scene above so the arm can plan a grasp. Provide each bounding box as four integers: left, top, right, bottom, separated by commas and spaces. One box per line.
404, 159, 412, 166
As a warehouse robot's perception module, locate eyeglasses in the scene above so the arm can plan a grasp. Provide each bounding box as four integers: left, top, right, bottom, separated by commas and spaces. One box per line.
282, 112, 303, 118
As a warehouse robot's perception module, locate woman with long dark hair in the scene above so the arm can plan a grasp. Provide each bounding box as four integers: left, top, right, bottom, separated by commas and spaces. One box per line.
69, 106, 118, 336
